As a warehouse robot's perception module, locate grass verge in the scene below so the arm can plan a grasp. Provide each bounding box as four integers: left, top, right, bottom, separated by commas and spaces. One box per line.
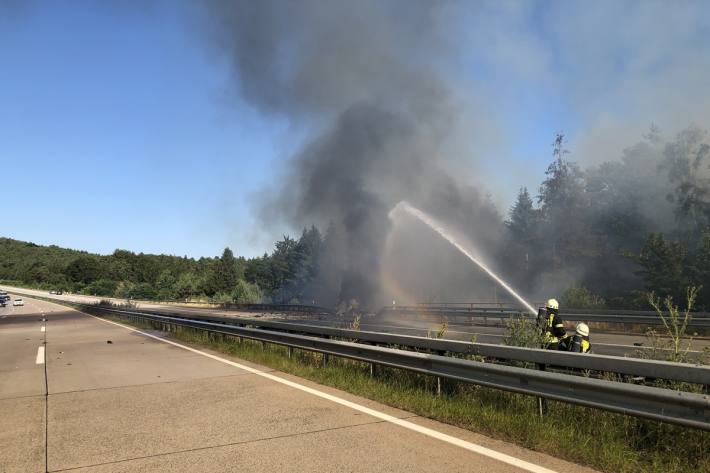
97, 311, 708, 473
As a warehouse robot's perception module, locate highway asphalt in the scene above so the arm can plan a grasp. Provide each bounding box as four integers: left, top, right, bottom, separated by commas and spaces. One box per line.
0, 295, 601, 473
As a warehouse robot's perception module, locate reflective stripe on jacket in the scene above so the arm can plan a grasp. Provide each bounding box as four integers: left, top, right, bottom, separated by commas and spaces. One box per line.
546, 312, 566, 338
569, 335, 591, 353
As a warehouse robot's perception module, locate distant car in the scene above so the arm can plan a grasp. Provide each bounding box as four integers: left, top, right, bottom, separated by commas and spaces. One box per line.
49, 291, 56, 294
13, 298, 24, 306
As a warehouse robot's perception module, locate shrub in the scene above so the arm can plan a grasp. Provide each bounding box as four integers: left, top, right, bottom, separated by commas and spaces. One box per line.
504, 315, 546, 349
231, 279, 262, 304
82, 279, 118, 297
561, 285, 605, 309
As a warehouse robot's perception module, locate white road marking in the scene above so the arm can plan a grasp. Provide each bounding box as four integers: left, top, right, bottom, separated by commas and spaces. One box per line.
88, 313, 558, 473
41, 326, 46, 332
36, 346, 45, 364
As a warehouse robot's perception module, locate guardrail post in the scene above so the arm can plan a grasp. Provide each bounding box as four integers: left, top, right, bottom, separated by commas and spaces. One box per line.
536, 363, 547, 416
288, 346, 293, 359
436, 350, 445, 396
323, 335, 331, 367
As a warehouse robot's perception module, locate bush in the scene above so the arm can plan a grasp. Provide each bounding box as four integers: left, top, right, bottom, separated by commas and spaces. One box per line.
231, 279, 262, 304
560, 285, 605, 309
117, 282, 157, 300
504, 315, 546, 349
210, 292, 233, 304
82, 279, 118, 297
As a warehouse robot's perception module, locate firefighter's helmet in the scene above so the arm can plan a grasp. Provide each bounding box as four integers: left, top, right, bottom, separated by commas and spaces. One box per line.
576, 323, 589, 337
546, 298, 559, 310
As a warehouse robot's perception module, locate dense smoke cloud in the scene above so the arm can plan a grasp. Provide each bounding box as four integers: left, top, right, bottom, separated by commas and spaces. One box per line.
204, 0, 500, 306
203, 1, 710, 308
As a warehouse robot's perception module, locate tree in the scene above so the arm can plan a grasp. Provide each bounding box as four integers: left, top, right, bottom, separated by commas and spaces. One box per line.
244, 254, 276, 292
663, 127, 710, 236
231, 279, 262, 304
506, 187, 539, 243
83, 279, 118, 297
691, 233, 710, 309
125, 282, 157, 300
538, 133, 592, 268
173, 271, 198, 299
214, 247, 239, 293
155, 269, 177, 300
502, 187, 540, 284
637, 233, 689, 302
270, 236, 302, 302
65, 256, 102, 284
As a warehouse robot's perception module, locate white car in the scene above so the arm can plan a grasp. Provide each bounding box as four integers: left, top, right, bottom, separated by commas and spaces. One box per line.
13, 298, 24, 306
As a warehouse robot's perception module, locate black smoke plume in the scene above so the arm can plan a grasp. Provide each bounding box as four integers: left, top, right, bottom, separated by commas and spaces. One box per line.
204, 1, 501, 306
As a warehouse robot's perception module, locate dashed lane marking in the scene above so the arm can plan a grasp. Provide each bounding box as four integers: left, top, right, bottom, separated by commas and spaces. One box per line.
36, 346, 45, 364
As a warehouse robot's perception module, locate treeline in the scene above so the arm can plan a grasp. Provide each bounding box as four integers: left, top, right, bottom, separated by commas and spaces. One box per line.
503, 127, 710, 309
4, 126, 710, 310
0, 226, 328, 304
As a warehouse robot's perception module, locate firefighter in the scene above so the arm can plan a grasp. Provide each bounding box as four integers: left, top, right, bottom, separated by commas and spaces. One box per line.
538, 298, 565, 349
559, 323, 592, 353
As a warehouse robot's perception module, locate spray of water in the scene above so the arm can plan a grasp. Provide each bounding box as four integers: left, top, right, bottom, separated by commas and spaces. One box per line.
389, 201, 537, 315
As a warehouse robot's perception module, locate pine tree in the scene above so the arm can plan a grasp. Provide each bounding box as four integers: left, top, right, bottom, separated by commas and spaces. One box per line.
637, 233, 689, 302
506, 187, 538, 243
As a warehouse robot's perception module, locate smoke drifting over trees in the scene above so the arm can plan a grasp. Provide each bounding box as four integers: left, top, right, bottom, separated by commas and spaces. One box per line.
201, 1, 710, 309
4, 2, 710, 311
503, 129, 710, 308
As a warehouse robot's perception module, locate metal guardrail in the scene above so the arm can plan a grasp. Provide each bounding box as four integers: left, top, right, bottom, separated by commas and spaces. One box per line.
79, 304, 710, 431
413, 302, 710, 317
221, 303, 335, 315
380, 306, 710, 327
104, 305, 710, 386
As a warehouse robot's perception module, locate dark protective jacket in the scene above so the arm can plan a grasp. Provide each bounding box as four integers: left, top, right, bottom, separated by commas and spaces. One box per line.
539, 307, 566, 343
558, 334, 591, 353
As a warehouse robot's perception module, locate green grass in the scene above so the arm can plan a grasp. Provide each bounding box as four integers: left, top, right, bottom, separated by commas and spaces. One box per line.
96, 311, 709, 473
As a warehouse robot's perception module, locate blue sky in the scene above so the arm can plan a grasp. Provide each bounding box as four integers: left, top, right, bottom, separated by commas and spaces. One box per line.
1, 1, 290, 258
1, 1, 708, 258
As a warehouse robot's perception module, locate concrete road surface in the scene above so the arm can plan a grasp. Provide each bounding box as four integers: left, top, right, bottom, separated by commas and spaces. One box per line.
0, 296, 599, 473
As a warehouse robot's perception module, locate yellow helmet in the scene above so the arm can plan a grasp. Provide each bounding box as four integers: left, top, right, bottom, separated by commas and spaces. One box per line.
546, 298, 559, 310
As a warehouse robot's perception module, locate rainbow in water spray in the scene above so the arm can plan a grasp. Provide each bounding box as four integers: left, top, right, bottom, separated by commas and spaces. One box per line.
389, 201, 537, 315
